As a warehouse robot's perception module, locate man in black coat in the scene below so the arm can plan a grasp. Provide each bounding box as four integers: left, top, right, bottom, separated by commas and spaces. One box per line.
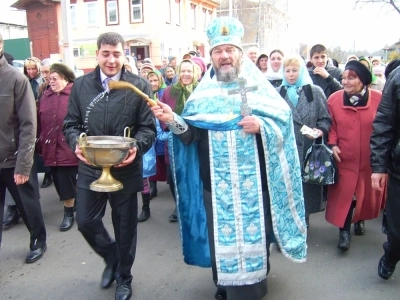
370, 59, 400, 280
63, 32, 155, 300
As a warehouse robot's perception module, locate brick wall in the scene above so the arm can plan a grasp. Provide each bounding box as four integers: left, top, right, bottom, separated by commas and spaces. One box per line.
26, 2, 60, 60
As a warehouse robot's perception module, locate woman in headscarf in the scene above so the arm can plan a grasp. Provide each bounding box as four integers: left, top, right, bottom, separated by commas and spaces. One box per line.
279, 54, 331, 228
266, 49, 284, 87
256, 53, 268, 76
326, 60, 384, 251
164, 65, 177, 86
137, 70, 169, 222
160, 59, 199, 221
37, 63, 79, 231
359, 56, 385, 91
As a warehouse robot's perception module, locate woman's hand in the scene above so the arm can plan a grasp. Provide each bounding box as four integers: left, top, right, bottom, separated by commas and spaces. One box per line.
371, 173, 388, 192
150, 102, 174, 123
332, 146, 341, 163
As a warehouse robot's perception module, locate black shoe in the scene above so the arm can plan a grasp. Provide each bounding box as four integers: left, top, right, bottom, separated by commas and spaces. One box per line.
60, 206, 75, 231
378, 255, 397, 280
41, 173, 53, 188
337, 231, 351, 251
115, 284, 132, 300
215, 287, 227, 300
138, 209, 150, 222
354, 220, 365, 235
3, 205, 19, 229
25, 244, 47, 263
101, 261, 118, 289
169, 207, 178, 222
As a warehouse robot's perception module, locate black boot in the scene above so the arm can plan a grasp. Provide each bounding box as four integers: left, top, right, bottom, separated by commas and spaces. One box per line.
60, 206, 75, 231
138, 194, 151, 222
149, 181, 158, 198
41, 171, 53, 188
3, 205, 19, 229
337, 231, 351, 251
169, 206, 178, 222
354, 220, 365, 235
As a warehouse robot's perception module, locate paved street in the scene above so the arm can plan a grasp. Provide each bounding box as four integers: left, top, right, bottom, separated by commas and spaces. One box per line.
0, 175, 399, 300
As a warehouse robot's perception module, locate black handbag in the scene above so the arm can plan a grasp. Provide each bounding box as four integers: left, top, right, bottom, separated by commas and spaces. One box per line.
302, 139, 338, 185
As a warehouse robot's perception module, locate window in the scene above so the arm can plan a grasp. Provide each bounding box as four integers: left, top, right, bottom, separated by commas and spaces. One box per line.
70, 4, 76, 27
203, 9, 212, 30
190, 3, 196, 29
166, 0, 171, 24
130, 0, 143, 23
175, 0, 181, 26
73, 48, 79, 57
86, 2, 97, 26
106, 0, 119, 25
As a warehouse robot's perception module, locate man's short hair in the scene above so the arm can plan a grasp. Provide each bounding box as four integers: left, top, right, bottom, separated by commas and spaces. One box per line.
310, 44, 327, 58
97, 32, 125, 50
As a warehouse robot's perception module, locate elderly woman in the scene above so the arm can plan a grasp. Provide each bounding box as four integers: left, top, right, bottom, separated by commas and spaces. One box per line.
266, 49, 284, 87
38, 63, 79, 231
326, 60, 384, 250
256, 53, 268, 75
160, 59, 199, 221
279, 55, 331, 228
164, 65, 177, 86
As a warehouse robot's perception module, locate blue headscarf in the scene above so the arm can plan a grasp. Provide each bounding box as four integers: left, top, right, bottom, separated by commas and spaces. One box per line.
281, 55, 313, 107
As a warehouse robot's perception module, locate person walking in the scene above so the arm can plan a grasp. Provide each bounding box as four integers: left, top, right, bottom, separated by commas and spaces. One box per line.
0, 33, 47, 263
63, 32, 155, 300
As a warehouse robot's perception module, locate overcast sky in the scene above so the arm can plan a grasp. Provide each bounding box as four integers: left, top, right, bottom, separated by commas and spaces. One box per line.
288, 0, 400, 52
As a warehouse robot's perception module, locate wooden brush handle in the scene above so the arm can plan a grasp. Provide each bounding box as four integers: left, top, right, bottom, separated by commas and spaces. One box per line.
108, 81, 158, 106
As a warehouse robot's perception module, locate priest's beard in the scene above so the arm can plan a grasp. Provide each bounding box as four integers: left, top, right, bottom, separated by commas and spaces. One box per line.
215, 60, 241, 83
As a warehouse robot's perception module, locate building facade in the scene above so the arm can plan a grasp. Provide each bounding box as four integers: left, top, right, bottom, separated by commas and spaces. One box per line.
12, 0, 219, 71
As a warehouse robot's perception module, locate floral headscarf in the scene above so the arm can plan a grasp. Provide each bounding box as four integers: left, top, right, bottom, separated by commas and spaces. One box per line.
170, 59, 199, 114
147, 69, 167, 99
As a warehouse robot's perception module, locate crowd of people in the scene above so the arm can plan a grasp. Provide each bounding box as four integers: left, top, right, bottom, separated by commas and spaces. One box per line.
1, 15, 399, 300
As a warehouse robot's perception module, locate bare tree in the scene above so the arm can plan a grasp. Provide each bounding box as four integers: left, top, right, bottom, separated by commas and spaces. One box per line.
356, 0, 400, 15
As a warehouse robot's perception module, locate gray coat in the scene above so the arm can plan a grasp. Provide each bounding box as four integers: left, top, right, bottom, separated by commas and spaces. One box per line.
278, 84, 332, 216
0, 55, 37, 175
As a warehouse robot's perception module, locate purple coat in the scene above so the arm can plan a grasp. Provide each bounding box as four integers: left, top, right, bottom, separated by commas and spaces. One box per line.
38, 83, 79, 167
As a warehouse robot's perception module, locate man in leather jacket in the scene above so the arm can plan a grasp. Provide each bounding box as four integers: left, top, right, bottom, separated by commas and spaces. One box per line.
63, 32, 155, 300
370, 59, 400, 280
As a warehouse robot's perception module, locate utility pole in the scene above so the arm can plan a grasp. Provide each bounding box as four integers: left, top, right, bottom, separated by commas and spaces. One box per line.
60, 0, 75, 70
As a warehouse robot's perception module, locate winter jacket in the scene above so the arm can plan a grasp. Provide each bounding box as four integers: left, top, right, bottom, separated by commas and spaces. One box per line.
371, 66, 400, 180
308, 65, 343, 98
63, 66, 156, 181
38, 83, 79, 167
0, 55, 37, 175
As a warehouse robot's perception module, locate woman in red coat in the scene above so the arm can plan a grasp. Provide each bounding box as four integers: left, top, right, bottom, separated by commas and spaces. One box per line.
326, 60, 384, 251
38, 63, 78, 231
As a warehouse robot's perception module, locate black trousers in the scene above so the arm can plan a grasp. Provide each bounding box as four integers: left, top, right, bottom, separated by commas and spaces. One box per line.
75, 180, 138, 285
0, 167, 46, 250
203, 189, 271, 300
383, 176, 400, 263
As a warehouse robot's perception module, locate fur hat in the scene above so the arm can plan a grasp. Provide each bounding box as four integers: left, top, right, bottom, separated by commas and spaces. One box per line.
50, 63, 76, 83
345, 60, 372, 86
206, 17, 244, 53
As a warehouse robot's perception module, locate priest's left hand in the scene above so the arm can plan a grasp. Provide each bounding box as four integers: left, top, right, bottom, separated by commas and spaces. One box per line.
238, 116, 260, 134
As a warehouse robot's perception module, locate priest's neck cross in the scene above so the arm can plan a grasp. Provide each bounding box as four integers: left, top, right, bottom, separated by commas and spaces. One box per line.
227, 77, 258, 116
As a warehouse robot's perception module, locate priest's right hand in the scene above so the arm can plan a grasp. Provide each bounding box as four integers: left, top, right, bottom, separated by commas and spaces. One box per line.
150, 101, 174, 123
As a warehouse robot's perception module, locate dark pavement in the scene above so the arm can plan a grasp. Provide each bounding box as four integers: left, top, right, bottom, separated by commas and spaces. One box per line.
0, 175, 399, 300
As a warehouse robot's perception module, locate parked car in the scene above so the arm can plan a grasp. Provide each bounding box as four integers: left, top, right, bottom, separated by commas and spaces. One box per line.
12, 60, 24, 72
